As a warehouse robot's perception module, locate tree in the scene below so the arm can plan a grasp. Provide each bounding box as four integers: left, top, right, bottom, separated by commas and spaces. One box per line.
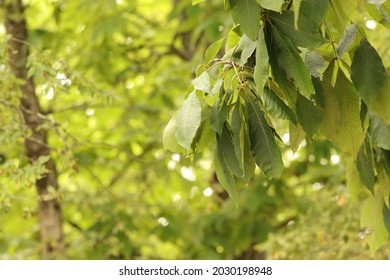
165, 0, 390, 253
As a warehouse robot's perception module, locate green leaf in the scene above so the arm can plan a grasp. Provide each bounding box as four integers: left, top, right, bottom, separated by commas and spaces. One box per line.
192, 0, 206, 5
296, 93, 323, 138
246, 94, 283, 177
267, 23, 315, 98
257, 0, 284, 12
300, 0, 329, 27
254, 25, 269, 96
192, 71, 212, 94
357, 138, 376, 193
163, 115, 187, 153
214, 140, 238, 201
304, 51, 326, 79
270, 11, 327, 48
371, 77, 390, 125
361, 191, 389, 254
231, 0, 262, 40
217, 125, 243, 177
320, 64, 365, 158
210, 97, 228, 135
224, 0, 231, 10
369, 113, 390, 150
175, 92, 202, 151
238, 35, 257, 65
205, 37, 225, 64
293, 0, 303, 29
351, 39, 387, 105
383, 204, 390, 234
336, 24, 358, 58
231, 102, 256, 180
289, 123, 306, 153
346, 158, 367, 201
264, 87, 297, 124
335, 72, 366, 157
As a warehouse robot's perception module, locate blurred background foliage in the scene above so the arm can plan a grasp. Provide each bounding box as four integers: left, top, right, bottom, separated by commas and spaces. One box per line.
0, 0, 389, 259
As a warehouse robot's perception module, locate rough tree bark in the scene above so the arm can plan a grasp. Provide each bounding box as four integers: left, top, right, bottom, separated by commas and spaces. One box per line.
2, 0, 65, 259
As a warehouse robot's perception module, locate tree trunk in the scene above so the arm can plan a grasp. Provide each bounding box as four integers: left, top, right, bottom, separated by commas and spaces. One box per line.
3, 0, 65, 259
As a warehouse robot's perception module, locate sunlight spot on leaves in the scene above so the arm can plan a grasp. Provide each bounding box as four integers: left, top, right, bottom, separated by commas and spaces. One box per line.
157, 217, 169, 227
180, 166, 196, 181
366, 19, 377, 29
203, 187, 213, 197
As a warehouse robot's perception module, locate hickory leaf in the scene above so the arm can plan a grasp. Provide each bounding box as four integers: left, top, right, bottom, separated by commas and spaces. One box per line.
246, 94, 283, 177
231, 0, 262, 40
351, 39, 387, 105
175, 92, 202, 151
254, 26, 269, 96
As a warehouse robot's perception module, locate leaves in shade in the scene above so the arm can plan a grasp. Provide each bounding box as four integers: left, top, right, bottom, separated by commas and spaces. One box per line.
192, 71, 211, 94
304, 51, 326, 79
254, 26, 269, 96
163, 115, 186, 153
270, 11, 326, 48
246, 94, 283, 177
175, 92, 202, 151
257, 0, 284, 12
214, 139, 238, 202
217, 125, 243, 177
351, 39, 387, 105
357, 139, 376, 193
231, 0, 262, 40
296, 93, 323, 138
264, 87, 297, 124
361, 191, 389, 254
336, 24, 358, 57
210, 97, 228, 135
231, 103, 256, 180
267, 23, 315, 98
300, 0, 329, 26
369, 113, 390, 150
293, 0, 303, 29
205, 37, 225, 64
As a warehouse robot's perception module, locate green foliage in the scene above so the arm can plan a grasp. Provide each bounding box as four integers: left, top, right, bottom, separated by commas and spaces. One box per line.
166, 0, 390, 253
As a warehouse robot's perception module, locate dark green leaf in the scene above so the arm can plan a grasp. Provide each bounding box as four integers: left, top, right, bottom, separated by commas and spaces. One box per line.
296, 93, 323, 138
357, 139, 376, 193
300, 0, 329, 26
215, 140, 238, 201
369, 113, 390, 150
383, 204, 390, 234
264, 87, 297, 124
267, 23, 315, 98
257, 0, 284, 12
270, 11, 326, 48
231, 0, 262, 40
351, 39, 387, 104
176, 92, 202, 151
246, 94, 283, 177
217, 125, 243, 177
210, 97, 228, 135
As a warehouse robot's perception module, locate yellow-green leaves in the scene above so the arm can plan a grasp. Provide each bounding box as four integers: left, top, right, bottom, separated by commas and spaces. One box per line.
175, 92, 202, 151
320, 65, 366, 158
351, 39, 387, 105
246, 94, 283, 177
257, 0, 284, 12
230, 0, 262, 40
